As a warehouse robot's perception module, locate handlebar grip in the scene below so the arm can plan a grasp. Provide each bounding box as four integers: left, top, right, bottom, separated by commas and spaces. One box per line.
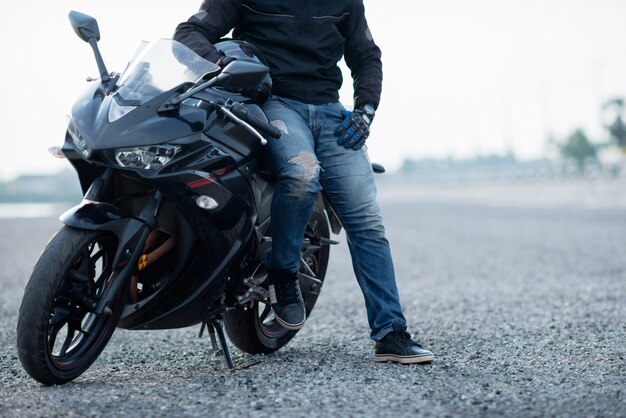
230, 102, 282, 139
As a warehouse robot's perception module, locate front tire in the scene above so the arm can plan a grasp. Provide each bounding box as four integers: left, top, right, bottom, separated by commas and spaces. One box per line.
16, 227, 124, 385
224, 203, 331, 354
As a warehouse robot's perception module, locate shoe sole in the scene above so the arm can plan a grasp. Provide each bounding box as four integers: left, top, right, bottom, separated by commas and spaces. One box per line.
374, 353, 435, 364
268, 283, 306, 331
275, 314, 306, 331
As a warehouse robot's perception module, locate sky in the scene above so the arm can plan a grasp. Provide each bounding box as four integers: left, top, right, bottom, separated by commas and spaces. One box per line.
1, 0, 626, 180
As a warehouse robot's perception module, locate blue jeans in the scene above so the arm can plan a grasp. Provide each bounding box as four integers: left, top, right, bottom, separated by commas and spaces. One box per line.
261, 96, 407, 341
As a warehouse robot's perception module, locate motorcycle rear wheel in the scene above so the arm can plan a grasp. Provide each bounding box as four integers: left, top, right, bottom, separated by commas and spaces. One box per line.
16, 226, 124, 385
224, 203, 331, 354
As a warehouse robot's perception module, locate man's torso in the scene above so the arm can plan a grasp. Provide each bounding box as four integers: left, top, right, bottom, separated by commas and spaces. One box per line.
233, 0, 353, 104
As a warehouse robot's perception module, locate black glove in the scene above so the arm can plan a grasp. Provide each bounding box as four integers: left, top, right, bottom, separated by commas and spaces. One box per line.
334, 104, 375, 150
216, 55, 236, 68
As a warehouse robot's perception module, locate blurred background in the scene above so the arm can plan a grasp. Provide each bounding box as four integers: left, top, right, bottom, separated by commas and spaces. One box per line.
1, 0, 626, 210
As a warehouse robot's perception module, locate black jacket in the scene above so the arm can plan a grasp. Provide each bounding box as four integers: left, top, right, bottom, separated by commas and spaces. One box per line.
174, 0, 382, 109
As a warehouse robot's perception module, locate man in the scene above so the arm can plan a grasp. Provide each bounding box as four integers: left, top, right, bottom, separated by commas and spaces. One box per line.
175, 0, 434, 364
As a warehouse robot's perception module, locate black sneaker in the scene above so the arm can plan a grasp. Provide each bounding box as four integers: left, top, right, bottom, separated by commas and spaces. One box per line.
374, 331, 434, 364
267, 269, 306, 330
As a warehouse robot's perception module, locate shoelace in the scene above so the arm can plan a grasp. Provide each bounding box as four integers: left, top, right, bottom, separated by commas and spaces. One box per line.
386, 331, 423, 348
274, 278, 301, 305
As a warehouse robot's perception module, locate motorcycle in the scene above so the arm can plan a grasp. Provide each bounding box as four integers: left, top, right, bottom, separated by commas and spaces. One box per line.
16, 11, 353, 385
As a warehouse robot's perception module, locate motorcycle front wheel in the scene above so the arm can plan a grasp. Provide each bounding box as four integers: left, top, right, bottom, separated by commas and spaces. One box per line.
224, 203, 331, 354
16, 226, 124, 385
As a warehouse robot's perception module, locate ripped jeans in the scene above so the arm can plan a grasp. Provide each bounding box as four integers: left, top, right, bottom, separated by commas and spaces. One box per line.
261, 96, 407, 340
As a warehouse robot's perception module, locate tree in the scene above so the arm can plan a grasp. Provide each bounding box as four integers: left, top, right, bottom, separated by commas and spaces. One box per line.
558, 129, 597, 174
603, 98, 626, 148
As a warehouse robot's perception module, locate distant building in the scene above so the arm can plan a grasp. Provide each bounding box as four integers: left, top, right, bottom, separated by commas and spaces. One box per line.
0, 170, 81, 202
398, 155, 563, 184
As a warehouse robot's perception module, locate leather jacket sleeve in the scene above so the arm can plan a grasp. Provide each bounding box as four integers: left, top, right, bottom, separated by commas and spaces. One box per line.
173, 0, 242, 63
342, 0, 383, 110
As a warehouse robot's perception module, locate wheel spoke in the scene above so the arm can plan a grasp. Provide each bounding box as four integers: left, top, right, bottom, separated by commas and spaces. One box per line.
69, 249, 92, 289
299, 257, 316, 277
91, 244, 111, 297
59, 326, 76, 358
92, 273, 107, 296
92, 247, 106, 263
66, 241, 111, 303
50, 304, 72, 326
259, 303, 272, 322
48, 318, 67, 351
300, 243, 321, 260
91, 247, 106, 281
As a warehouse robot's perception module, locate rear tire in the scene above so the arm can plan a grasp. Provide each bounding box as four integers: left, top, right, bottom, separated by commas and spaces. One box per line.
224, 203, 331, 354
16, 227, 124, 385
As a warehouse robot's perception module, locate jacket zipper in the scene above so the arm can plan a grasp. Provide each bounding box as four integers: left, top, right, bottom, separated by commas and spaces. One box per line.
299, 0, 310, 103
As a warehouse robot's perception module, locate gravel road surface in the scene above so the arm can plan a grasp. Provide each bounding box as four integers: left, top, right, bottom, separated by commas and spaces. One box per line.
1, 180, 624, 417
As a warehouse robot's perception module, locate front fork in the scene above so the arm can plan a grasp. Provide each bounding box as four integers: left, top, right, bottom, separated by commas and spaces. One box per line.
61, 170, 163, 316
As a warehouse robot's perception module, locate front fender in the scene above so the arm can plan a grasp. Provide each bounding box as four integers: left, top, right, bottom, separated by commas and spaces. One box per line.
60, 201, 151, 267
60, 202, 153, 314
61, 202, 135, 233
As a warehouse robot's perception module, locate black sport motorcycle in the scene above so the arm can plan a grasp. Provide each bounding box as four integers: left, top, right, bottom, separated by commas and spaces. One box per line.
16, 11, 348, 385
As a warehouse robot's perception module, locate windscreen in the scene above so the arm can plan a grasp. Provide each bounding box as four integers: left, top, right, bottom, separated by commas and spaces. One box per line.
113, 39, 219, 106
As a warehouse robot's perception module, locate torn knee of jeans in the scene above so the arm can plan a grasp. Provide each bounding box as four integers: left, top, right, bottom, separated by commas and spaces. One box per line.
288, 152, 320, 181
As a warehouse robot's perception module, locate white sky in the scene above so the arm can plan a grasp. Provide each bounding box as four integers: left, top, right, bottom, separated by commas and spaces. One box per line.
1, 0, 626, 180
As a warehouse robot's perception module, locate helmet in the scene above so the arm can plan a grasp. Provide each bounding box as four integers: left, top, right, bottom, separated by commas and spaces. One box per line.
214, 40, 272, 104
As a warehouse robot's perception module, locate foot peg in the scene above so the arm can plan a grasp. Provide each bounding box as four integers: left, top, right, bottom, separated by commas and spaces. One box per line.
309, 236, 339, 246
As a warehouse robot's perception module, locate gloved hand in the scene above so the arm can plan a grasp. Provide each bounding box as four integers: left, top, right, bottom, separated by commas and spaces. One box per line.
216, 55, 236, 68
334, 104, 375, 150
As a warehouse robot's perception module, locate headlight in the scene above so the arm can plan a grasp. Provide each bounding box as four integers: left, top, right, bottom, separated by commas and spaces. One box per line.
114, 145, 182, 170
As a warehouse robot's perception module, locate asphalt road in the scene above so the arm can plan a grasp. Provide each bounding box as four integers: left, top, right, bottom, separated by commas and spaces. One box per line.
0, 181, 624, 417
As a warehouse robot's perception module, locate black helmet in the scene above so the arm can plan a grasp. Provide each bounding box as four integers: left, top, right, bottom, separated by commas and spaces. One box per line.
214, 40, 272, 105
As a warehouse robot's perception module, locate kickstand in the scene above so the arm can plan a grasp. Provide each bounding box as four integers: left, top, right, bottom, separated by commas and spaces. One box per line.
202, 317, 234, 369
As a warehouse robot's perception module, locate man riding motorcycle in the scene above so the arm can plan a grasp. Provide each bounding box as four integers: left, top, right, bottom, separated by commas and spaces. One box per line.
174, 0, 434, 364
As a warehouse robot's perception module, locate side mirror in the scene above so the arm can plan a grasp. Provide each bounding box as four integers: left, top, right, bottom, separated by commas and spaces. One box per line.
69, 10, 101, 43
218, 60, 269, 90
68, 11, 110, 83
161, 60, 270, 112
